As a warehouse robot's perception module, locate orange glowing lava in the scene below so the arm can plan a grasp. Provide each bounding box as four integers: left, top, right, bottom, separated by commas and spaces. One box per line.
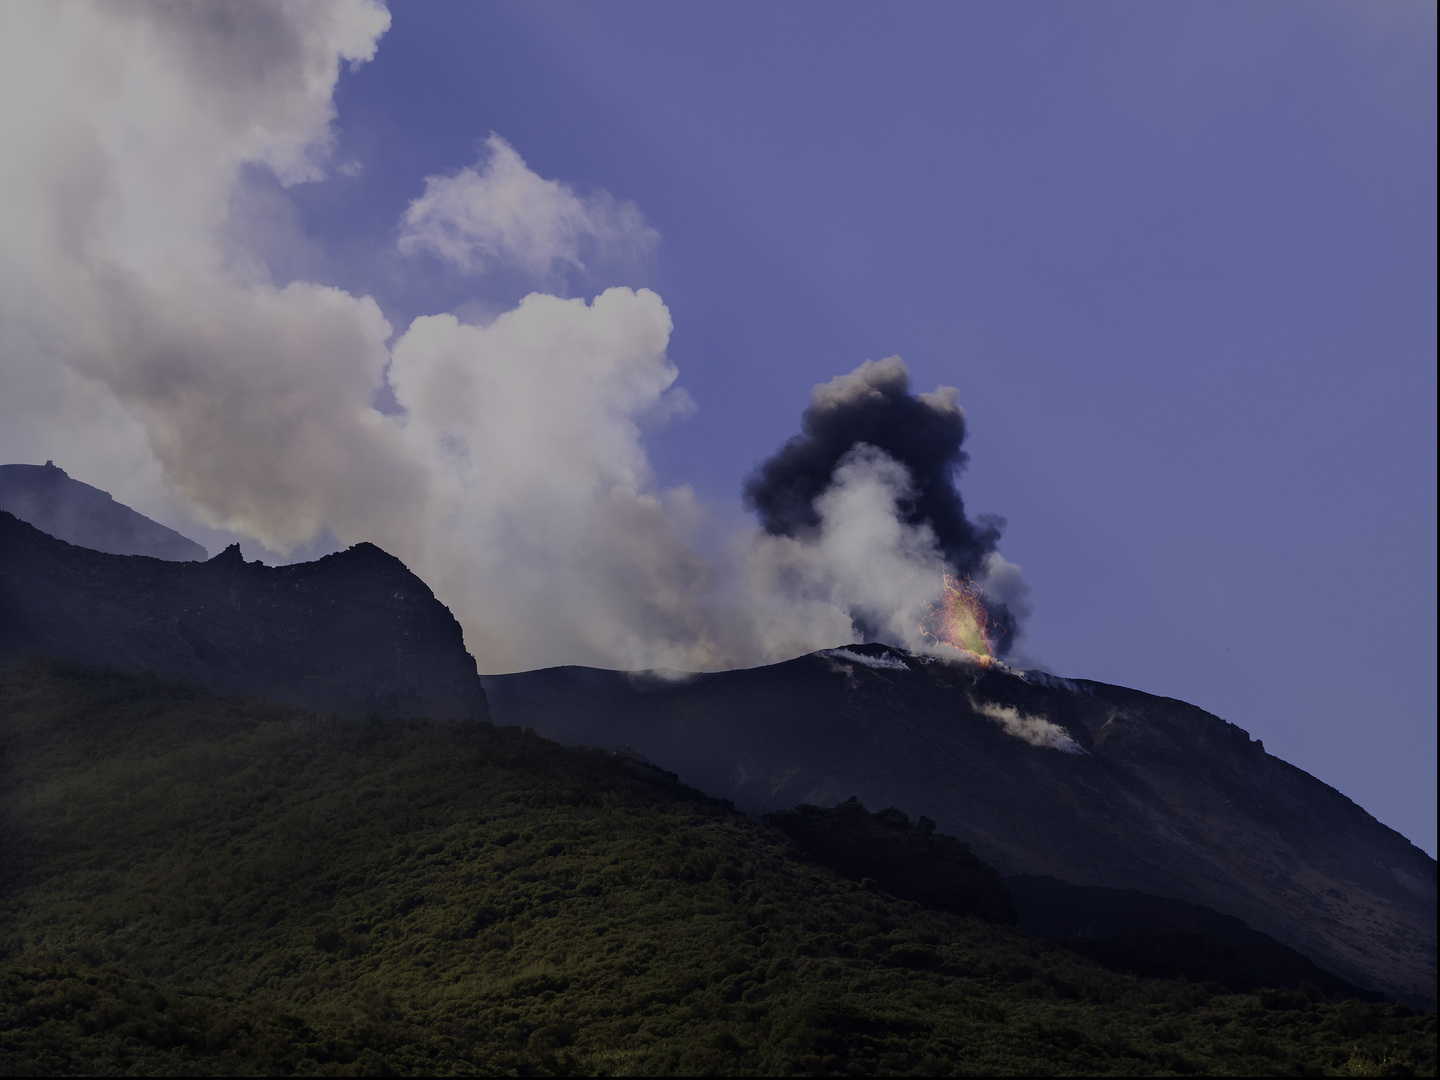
924, 571, 996, 664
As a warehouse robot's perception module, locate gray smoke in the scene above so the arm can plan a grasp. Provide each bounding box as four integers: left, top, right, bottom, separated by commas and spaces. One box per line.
744, 357, 1020, 653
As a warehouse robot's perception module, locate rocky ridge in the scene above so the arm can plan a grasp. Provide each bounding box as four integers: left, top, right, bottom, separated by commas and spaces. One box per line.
0, 512, 487, 721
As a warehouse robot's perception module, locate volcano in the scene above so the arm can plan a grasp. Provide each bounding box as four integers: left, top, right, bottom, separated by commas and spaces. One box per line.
484, 643, 1437, 1009
0, 484, 1431, 1009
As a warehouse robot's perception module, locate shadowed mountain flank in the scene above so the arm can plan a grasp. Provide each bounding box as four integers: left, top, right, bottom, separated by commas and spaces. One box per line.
1007, 875, 1382, 1001
764, 797, 1017, 924
483, 644, 1437, 1008
0, 463, 206, 561
0, 512, 487, 721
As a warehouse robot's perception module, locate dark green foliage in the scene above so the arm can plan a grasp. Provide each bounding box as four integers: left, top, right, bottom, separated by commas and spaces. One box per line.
0, 660, 1434, 1076
763, 797, 1017, 923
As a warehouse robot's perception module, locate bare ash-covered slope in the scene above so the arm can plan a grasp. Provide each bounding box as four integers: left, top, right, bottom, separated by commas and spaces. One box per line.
0, 512, 487, 721
484, 644, 1437, 1009
0, 462, 207, 561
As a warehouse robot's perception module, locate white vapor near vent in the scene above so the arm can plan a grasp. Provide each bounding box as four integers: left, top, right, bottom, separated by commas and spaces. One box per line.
743, 445, 950, 661
968, 697, 1087, 754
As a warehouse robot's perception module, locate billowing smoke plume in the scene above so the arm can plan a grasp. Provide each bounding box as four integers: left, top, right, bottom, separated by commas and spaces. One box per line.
743, 358, 1021, 653
0, 0, 1027, 674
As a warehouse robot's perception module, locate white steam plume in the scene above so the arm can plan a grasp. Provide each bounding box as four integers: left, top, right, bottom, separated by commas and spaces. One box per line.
0, 0, 410, 554
0, 0, 1027, 675
388, 289, 726, 672
968, 697, 1087, 754
744, 444, 950, 660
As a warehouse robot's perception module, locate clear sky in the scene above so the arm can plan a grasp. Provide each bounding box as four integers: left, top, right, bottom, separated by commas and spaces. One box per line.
0, 2, 1433, 855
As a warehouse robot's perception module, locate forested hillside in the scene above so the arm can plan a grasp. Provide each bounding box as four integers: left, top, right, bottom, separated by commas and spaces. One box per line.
0, 661, 1432, 1076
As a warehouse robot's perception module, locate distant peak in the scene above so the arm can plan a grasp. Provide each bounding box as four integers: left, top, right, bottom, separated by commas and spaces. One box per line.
1, 463, 205, 560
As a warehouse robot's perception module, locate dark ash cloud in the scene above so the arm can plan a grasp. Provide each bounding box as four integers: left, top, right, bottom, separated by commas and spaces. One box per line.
743, 357, 1019, 653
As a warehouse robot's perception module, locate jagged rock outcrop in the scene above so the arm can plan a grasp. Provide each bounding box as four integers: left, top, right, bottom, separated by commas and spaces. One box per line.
0, 512, 486, 721
764, 797, 1017, 923
483, 643, 1437, 1008
0, 462, 206, 561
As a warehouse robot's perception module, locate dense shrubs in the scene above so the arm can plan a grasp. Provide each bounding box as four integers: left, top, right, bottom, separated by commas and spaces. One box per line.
0, 660, 1434, 1075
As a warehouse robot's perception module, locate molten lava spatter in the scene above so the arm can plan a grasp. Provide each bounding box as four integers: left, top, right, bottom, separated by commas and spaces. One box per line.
924, 571, 996, 664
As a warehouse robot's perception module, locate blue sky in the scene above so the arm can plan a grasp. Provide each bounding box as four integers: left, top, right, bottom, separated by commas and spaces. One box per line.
286, 2, 1436, 853
0, 1, 1432, 855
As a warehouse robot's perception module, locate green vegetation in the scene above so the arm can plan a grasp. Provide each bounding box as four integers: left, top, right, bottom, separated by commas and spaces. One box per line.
0, 660, 1433, 1076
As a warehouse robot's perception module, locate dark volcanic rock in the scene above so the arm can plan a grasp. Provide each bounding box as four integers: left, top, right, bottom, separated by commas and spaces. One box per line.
0, 512, 487, 721
765, 797, 1017, 923
483, 643, 1437, 1008
0, 462, 206, 561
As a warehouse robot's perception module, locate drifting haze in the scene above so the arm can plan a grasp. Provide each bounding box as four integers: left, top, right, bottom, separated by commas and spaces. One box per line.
0, 0, 1026, 673
399, 133, 660, 282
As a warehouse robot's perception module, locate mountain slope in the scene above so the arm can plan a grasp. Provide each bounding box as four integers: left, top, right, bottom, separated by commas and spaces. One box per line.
1, 661, 1432, 1076
483, 645, 1437, 1009
0, 462, 206, 561
1, 475, 1429, 1010
0, 512, 487, 721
